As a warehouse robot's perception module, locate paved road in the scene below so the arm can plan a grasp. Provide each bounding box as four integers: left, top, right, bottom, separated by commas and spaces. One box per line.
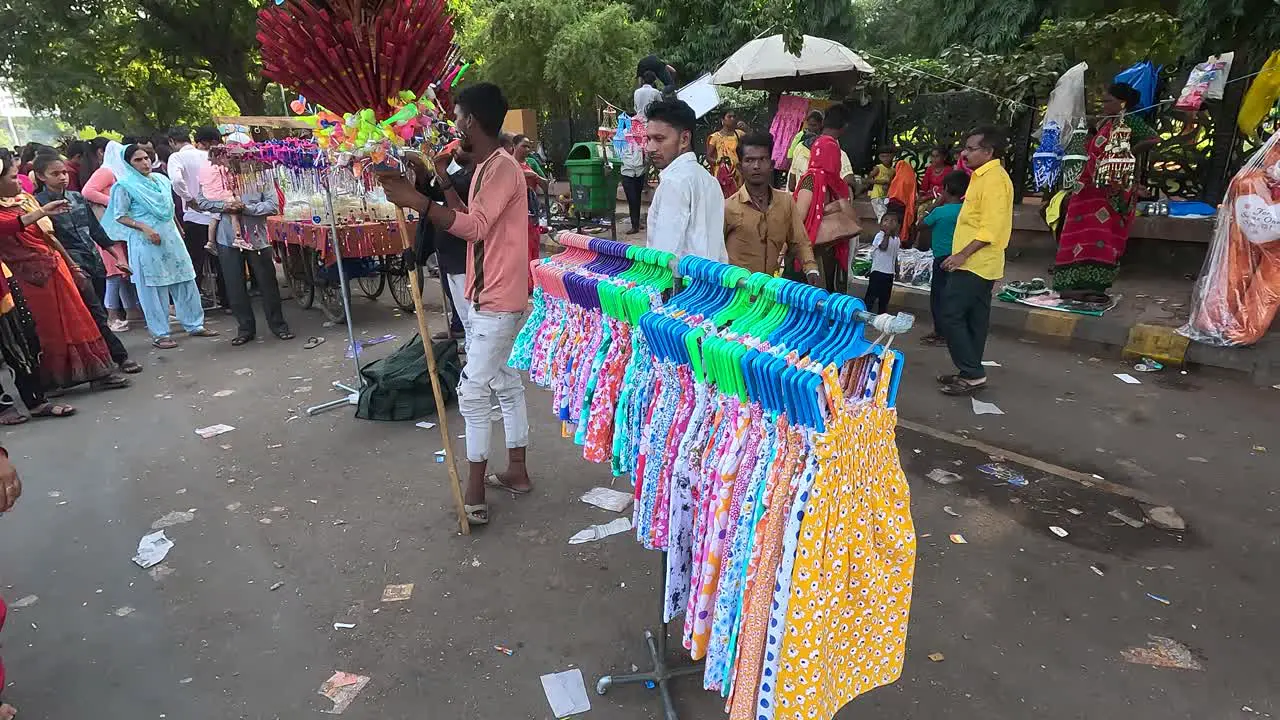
0, 287, 1275, 719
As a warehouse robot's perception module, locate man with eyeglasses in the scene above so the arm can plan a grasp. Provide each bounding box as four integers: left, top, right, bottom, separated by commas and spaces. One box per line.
937, 125, 1013, 396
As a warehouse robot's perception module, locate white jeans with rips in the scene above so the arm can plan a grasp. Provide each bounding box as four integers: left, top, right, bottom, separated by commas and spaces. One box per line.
458, 309, 529, 463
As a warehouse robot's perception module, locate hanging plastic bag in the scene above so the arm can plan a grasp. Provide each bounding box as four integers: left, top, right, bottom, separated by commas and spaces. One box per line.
1206, 52, 1234, 100
1175, 62, 1216, 111
1179, 128, 1280, 346
1238, 50, 1280, 141
1115, 61, 1160, 115
1039, 62, 1088, 138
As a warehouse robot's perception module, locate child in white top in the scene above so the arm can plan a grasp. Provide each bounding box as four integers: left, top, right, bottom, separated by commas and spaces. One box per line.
865, 206, 902, 314
199, 147, 253, 252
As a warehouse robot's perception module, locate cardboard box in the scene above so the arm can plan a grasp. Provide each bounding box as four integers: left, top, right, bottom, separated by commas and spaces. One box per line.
502, 109, 537, 140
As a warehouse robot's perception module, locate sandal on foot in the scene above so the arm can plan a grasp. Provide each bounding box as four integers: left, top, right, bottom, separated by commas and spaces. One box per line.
231, 335, 255, 347
119, 360, 143, 374
485, 473, 532, 495
303, 336, 325, 350
274, 330, 296, 340
937, 373, 960, 385
153, 337, 178, 349
91, 375, 130, 390
0, 407, 29, 425
31, 402, 76, 418
940, 379, 986, 396
464, 504, 490, 525
189, 328, 220, 338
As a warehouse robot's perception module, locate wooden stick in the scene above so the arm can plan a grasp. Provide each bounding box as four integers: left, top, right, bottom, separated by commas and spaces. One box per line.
393, 207, 471, 535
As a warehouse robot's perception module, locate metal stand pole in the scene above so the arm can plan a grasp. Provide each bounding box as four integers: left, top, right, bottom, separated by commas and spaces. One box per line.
307, 176, 364, 416
596, 552, 703, 720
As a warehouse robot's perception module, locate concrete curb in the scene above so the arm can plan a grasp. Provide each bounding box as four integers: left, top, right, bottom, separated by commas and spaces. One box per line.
848, 277, 1280, 385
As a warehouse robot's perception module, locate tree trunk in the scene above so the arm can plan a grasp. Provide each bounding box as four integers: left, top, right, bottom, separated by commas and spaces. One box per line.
223, 74, 267, 116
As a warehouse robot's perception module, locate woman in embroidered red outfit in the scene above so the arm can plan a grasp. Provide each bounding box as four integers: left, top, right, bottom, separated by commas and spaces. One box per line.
0, 150, 129, 391
794, 134, 854, 291
1053, 83, 1159, 301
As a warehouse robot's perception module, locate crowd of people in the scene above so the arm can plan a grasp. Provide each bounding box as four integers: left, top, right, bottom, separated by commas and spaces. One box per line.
632, 94, 1016, 398
0, 128, 298, 422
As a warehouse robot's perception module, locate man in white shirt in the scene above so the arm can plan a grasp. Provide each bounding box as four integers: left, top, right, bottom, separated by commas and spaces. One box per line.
167, 126, 226, 307
633, 71, 662, 118
644, 98, 726, 262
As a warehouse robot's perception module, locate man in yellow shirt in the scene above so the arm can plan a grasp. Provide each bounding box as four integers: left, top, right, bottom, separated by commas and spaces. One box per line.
938, 125, 1013, 395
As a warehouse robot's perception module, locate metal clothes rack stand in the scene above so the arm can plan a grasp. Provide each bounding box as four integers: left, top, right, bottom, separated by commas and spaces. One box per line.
596, 553, 703, 720
307, 175, 364, 415
591, 268, 914, 718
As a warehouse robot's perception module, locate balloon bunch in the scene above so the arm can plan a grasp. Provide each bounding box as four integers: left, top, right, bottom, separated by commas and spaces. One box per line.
288, 88, 457, 172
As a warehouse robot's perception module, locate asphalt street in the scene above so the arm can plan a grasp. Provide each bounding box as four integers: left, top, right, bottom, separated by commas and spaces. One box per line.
0, 282, 1275, 719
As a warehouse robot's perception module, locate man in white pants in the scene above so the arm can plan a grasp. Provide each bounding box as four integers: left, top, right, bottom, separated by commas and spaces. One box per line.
380, 83, 531, 527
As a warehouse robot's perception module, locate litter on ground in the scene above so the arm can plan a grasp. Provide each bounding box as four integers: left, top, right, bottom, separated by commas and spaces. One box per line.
1121, 636, 1203, 670
580, 487, 633, 512
540, 668, 591, 718
151, 510, 195, 530
949, 534, 967, 544
132, 531, 174, 568
317, 671, 370, 714
415, 421, 436, 429
1114, 373, 1142, 384
971, 398, 1005, 415
926, 468, 962, 485
569, 517, 633, 544
194, 424, 235, 439
381, 583, 414, 602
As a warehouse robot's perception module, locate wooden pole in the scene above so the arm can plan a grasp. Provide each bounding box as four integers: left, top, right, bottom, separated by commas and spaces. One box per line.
393, 208, 471, 535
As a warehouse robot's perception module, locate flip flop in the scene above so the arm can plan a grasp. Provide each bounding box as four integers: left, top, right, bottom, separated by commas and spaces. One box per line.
231, 335, 255, 347
31, 402, 76, 418
937, 373, 960, 385
485, 473, 532, 495
153, 337, 178, 349
90, 375, 130, 390
303, 336, 325, 350
274, 330, 296, 340
940, 379, 987, 396
119, 359, 143, 374
0, 407, 29, 425
464, 504, 490, 525
189, 328, 220, 337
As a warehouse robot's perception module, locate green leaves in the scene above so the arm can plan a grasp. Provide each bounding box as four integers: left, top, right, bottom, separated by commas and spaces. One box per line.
0, 0, 262, 131
459, 0, 654, 113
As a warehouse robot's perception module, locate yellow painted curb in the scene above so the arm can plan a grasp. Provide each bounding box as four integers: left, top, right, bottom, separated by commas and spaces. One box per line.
1024, 309, 1078, 339
1123, 323, 1190, 365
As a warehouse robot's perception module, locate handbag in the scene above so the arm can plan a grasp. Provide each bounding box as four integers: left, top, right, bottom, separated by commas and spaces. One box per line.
814, 198, 861, 246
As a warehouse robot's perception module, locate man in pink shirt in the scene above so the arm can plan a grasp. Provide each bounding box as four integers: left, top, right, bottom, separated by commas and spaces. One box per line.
380, 82, 531, 527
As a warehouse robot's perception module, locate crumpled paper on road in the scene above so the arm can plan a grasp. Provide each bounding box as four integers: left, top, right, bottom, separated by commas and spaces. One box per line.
132, 531, 174, 569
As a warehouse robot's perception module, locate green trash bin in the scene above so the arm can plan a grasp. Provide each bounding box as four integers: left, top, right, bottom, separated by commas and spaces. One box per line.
564, 142, 622, 215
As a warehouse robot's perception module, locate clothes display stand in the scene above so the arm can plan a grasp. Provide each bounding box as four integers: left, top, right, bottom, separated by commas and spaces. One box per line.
595, 553, 704, 720
510, 233, 916, 720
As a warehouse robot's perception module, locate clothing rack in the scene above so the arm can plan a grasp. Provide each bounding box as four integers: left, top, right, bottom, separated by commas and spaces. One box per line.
527, 233, 916, 720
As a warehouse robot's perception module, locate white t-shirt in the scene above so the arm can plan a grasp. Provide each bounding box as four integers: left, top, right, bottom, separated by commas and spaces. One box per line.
646, 152, 726, 262
633, 85, 662, 117
870, 231, 900, 275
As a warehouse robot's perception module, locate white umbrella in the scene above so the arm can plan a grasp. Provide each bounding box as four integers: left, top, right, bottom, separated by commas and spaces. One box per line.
711, 35, 876, 92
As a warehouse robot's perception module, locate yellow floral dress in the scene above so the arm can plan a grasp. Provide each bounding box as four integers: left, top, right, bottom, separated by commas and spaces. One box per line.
708, 130, 745, 198
772, 355, 916, 720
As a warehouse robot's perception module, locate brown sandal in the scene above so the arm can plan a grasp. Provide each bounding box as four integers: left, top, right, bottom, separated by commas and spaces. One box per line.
0, 407, 29, 425
153, 337, 178, 349
31, 402, 76, 418
189, 328, 220, 337
90, 375, 130, 390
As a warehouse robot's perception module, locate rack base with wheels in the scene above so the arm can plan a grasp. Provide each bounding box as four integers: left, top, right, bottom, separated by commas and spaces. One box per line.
596, 554, 702, 720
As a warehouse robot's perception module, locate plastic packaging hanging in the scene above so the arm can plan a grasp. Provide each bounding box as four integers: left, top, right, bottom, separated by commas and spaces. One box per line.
1179, 128, 1280, 346
1032, 121, 1064, 191
1114, 61, 1160, 116
1060, 120, 1089, 191
1039, 62, 1088, 138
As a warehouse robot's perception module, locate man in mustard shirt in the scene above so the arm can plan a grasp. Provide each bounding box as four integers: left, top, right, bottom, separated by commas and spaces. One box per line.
938, 126, 1013, 395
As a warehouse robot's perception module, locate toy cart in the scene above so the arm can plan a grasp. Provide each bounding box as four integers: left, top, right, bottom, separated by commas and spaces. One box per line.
267, 217, 420, 318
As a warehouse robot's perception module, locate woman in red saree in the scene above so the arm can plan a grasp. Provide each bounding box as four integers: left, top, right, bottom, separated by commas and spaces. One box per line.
1053, 83, 1158, 301
0, 151, 128, 391
794, 134, 855, 291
